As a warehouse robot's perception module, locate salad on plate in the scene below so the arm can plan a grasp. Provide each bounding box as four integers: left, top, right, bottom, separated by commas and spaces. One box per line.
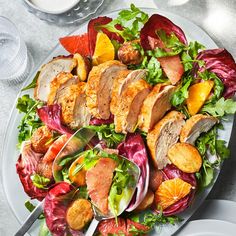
15, 4, 236, 236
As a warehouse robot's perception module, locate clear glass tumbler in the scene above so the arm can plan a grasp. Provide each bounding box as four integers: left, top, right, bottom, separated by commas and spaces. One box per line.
0, 16, 30, 83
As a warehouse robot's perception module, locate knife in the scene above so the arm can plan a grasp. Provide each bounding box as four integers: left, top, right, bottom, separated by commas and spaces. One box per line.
14, 127, 95, 236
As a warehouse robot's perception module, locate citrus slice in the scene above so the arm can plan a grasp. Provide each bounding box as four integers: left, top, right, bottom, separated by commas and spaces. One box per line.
155, 178, 192, 210
186, 80, 214, 116
92, 32, 115, 65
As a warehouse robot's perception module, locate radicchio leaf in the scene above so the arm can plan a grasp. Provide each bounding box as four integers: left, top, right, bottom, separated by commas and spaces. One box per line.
117, 133, 149, 212
44, 182, 82, 236
140, 14, 187, 50
195, 48, 236, 98
16, 141, 47, 201
160, 164, 196, 216
88, 16, 124, 55
89, 115, 114, 125
37, 104, 73, 135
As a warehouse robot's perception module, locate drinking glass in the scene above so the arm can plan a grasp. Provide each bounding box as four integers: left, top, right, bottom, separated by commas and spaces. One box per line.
0, 16, 31, 83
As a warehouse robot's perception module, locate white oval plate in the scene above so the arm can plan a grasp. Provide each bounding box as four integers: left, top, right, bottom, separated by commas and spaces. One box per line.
176, 219, 236, 236
1, 8, 234, 236
191, 199, 236, 224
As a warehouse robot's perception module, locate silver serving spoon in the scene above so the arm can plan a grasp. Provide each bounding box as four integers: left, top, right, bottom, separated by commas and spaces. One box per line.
85, 155, 140, 236
14, 127, 96, 236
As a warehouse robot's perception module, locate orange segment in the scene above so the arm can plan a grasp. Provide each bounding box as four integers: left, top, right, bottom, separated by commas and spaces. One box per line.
186, 80, 214, 116
155, 178, 192, 209
69, 156, 86, 186
92, 32, 115, 65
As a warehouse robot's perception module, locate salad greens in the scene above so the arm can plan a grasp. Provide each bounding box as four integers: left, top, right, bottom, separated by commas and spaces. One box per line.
87, 124, 125, 148
195, 125, 230, 189
21, 71, 39, 91
109, 158, 139, 218
129, 211, 182, 235
16, 95, 43, 147
31, 174, 50, 189
99, 4, 148, 41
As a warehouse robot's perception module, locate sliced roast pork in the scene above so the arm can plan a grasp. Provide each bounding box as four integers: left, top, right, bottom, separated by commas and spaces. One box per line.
86, 158, 117, 215
180, 114, 218, 144
86, 60, 126, 119
34, 57, 77, 102
147, 111, 185, 169
138, 84, 176, 132
114, 79, 151, 133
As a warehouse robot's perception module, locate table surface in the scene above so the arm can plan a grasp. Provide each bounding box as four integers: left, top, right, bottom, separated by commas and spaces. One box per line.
0, 0, 236, 235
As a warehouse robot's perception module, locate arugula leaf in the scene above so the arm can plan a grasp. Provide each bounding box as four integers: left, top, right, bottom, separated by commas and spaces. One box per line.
141, 56, 166, 85
195, 159, 214, 189
21, 71, 39, 91
99, 4, 148, 41
201, 97, 236, 117
128, 211, 181, 235
31, 174, 50, 189
25, 200, 45, 220
16, 95, 43, 147
216, 140, 230, 160
87, 124, 125, 148
195, 125, 230, 189
38, 219, 52, 236
188, 41, 205, 59
171, 75, 193, 107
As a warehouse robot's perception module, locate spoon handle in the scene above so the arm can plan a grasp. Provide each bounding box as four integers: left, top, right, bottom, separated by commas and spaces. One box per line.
85, 218, 100, 236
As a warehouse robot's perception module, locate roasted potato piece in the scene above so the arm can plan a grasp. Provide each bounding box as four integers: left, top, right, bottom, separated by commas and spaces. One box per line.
118, 40, 143, 65
73, 53, 91, 81
31, 126, 53, 154
66, 199, 94, 231
135, 189, 154, 212
168, 143, 202, 173
149, 169, 163, 192
68, 156, 86, 186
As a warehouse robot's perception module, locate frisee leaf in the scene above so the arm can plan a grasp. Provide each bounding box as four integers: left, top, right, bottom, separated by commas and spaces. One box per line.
31, 174, 50, 189
99, 4, 148, 41
201, 97, 236, 117
21, 71, 39, 91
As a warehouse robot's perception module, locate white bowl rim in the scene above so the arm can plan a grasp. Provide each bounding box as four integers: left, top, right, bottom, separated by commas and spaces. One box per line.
23, 0, 81, 15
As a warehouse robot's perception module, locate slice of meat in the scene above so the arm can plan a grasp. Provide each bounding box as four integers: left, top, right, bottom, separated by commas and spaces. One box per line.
86, 158, 117, 215
110, 69, 147, 116
110, 69, 131, 115
147, 111, 185, 169
86, 60, 126, 119
47, 72, 78, 105
180, 114, 218, 144
114, 79, 151, 133
138, 84, 176, 132
34, 57, 77, 102
158, 56, 184, 85
52, 81, 91, 129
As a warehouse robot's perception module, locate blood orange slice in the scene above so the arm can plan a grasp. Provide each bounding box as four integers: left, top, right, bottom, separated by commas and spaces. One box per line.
155, 178, 192, 210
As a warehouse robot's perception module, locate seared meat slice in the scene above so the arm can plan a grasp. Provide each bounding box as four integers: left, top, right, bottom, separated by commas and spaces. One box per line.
180, 114, 218, 144
111, 69, 147, 116
138, 84, 176, 132
110, 69, 131, 115
114, 79, 151, 133
34, 57, 77, 102
86, 158, 117, 215
86, 60, 126, 119
147, 111, 185, 169
55, 82, 91, 129
47, 72, 78, 105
